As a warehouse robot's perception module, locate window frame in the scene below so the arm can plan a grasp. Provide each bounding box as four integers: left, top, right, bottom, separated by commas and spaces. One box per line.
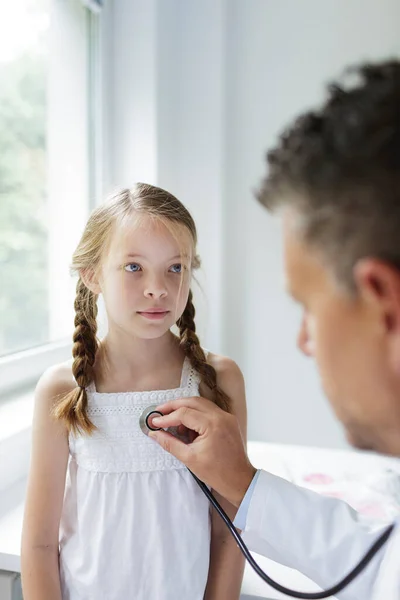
0, 0, 103, 397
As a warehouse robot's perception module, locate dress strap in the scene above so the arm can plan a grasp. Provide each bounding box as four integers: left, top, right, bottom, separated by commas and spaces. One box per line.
179, 350, 210, 392
86, 380, 96, 393
179, 356, 192, 389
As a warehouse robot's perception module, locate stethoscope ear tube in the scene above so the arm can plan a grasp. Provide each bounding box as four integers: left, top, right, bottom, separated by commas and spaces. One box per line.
188, 470, 393, 598
140, 406, 393, 598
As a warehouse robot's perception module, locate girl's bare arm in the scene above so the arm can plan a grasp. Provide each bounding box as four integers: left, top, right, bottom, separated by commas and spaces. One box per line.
21, 364, 74, 600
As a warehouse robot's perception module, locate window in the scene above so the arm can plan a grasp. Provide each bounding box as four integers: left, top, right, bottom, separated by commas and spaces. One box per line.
0, 0, 50, 356
0, 0, 102, 394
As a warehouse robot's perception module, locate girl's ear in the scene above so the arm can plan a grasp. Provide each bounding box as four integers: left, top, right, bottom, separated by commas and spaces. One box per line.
80, 268, 101, 295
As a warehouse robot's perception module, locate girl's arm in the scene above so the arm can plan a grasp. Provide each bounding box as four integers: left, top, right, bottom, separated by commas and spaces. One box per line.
203, 355, 247, 600
21, 364, 72, 600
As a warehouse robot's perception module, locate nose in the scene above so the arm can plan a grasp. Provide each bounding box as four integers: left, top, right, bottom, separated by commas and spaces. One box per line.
297, 314, 314, 357
144, 273, 168, 299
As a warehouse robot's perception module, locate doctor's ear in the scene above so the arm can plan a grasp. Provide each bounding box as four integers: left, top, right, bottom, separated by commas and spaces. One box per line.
353, 258, 400, 333
80, 268, 102, 295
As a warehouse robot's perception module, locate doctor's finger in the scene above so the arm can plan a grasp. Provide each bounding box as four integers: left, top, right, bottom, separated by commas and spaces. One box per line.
149, 429, 191, 462
151, 407, 209, 434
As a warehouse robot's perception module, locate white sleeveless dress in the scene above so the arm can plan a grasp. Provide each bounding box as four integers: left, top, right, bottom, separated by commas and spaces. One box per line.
59, 357, 211, 600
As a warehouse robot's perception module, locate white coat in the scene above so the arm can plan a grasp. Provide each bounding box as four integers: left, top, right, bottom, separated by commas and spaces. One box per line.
241, 470, 400, 599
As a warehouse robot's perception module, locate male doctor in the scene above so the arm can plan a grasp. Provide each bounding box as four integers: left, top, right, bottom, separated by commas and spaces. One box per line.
150, 60, 400, 599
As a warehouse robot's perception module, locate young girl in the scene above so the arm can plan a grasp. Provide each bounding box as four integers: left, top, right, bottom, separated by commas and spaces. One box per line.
21, 183, 247, 600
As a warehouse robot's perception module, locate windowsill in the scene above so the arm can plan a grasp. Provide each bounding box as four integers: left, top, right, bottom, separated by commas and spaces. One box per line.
0, 388, 34, 440
0, 478, 26, 573
0, 387, 34, 496
0, 387, 34, 573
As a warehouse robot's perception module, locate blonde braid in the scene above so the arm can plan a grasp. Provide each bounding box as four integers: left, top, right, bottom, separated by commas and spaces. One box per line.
53, 278, 98, 434
177, 290, 231, 412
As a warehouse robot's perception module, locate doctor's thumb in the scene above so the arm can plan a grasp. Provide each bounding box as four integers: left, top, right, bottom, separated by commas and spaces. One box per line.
149, 430, 188, 462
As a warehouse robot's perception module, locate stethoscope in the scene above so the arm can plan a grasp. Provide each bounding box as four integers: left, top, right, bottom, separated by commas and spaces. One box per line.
140, 405, 394, 599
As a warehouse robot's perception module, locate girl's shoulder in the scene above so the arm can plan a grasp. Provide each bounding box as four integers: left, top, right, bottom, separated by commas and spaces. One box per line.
30, 361, 76, 439
206, 351, 244, 387
205, 352, 247, 424
35, 359, 77, 402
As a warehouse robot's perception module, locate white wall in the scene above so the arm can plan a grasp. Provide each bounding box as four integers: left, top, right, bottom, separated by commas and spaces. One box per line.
103, 0, 227, 347
103, 0, 400, 448
223, 0, 400, 448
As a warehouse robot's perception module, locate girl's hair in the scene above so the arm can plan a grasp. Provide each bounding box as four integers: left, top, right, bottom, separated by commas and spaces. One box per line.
54, 183, 231, 434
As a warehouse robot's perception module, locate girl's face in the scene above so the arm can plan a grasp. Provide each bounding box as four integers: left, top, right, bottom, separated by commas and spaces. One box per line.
98, 215, 193, 340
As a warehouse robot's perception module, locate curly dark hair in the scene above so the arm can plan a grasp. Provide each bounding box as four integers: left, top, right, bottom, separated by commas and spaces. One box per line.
257, 59, 400, 291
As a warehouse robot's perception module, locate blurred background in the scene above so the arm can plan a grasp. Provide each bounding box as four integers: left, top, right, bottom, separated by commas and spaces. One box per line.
2, 0, 400, 502
2, 1, 400, 597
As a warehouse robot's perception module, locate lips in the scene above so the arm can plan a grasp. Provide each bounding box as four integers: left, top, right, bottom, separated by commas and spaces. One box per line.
137, 309, 170, 320
138, 309, 169, 314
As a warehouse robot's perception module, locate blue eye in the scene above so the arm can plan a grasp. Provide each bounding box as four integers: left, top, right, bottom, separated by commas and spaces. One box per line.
124, 263, 141, 273
170, 264, 183, 274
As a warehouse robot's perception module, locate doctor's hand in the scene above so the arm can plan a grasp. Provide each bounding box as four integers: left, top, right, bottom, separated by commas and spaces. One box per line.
149, 397, 257, 507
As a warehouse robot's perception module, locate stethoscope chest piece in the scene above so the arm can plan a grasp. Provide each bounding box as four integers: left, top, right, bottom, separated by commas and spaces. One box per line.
139, 405, 164, 436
